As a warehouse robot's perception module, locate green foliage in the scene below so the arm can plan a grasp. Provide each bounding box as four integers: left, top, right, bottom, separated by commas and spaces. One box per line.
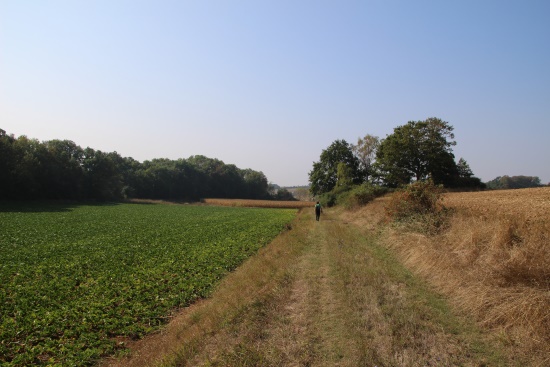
385, 180, 448, 233
375, 118, 458, 187
82, 148, 124, 200
273, 188, 296, 201
453, 158, 485, 189
352, 134, 380, 181
336, 162, 353, 187
485, 175, 542, 190
456, 158, 473, 178
343, 183, 389, 208
309, 139, 362, 196
318, 184, 348, 207
0, 203, 296, 366
0, 130, 272, 201
318, 183, 388, 209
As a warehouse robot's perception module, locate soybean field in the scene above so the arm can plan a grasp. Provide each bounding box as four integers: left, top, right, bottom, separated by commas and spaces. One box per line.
0, 202, 296, 366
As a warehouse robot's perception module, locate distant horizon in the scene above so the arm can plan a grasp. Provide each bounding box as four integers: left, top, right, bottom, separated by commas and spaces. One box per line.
2, 126, 547, 188
2, 1, 549, 186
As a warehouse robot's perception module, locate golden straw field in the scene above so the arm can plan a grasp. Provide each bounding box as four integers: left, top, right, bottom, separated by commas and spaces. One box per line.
377, 187, 550, 365
444, 186, 550, 220
203, 198, 315, 209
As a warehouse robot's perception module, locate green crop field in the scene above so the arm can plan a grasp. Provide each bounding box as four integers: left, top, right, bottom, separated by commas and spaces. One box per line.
0, 202, 296, 366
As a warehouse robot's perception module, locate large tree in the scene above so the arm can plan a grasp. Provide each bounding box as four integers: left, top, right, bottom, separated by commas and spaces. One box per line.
375, 117, 458, 187
309, 139, 362, 196
44, 140, 85, 199
352, 134, 379, 181
454, 158, 485, 188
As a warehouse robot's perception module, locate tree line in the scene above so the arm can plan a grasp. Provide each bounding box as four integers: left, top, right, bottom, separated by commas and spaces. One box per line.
0, 129, 272, 201
485, 175, 543, 190
309, 117, 485, 197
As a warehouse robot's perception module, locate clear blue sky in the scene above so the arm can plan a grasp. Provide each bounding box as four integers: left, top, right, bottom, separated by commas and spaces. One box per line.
1, 0, 549, 186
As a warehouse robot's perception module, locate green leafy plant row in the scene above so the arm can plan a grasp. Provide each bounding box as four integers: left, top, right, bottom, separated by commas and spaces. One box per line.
0, 202, 296, 366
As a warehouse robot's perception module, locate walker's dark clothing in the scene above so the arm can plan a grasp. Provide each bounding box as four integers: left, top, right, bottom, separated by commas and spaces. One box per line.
315, 203, 321, 221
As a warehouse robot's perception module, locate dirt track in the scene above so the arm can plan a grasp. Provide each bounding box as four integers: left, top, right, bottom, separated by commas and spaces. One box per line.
102, 207, 507, 366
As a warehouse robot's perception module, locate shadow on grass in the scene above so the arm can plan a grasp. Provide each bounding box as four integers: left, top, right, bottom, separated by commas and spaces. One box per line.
0, 200, 122, 213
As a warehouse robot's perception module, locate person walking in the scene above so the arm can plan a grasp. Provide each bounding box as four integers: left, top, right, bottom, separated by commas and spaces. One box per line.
315, 201, 322, 221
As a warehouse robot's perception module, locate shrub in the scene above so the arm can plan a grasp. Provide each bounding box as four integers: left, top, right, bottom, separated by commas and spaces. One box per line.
318, 184, 349, 207
319, 183, 388, 208
340, 183, 389, 209
385, 180, 448, 233
386, 180, 442, 219
318, 191, 337, 207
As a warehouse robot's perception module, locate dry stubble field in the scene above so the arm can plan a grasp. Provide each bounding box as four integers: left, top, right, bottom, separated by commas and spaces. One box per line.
380, 187, 550, 366
444, 186, 550, 220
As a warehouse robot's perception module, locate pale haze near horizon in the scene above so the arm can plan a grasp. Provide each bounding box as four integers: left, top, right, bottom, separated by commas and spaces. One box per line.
1, 1, 549, 186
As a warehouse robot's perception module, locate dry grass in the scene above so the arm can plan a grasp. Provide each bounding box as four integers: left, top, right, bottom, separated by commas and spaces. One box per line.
203, 198, 315, 209
380, 187, 550, 366
340, 194, 390, 231
443, 187, 550, 220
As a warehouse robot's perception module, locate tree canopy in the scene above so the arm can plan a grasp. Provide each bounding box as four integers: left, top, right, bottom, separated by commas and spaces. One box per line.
352, 134, 379, 181
0, 130, 271, 201
375, 118, 459, 187
308, 118, 486, 195
308, 139, 362, 196
486, 175, 542, 189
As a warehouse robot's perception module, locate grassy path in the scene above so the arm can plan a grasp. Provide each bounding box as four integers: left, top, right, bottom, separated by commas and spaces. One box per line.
103, 208, 506, 366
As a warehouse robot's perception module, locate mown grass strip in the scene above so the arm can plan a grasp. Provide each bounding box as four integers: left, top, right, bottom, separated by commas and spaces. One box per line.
332, 219, 507, 366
